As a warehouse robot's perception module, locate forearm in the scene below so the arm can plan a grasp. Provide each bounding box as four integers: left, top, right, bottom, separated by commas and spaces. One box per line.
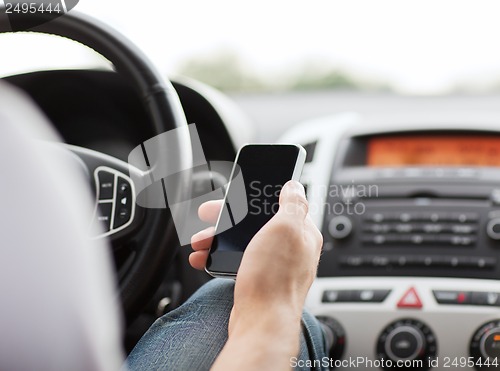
212, 307, 302, 371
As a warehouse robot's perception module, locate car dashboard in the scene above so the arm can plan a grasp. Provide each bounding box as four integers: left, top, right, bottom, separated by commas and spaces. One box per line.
281, 113, 500, 370
6, 67, 500, 370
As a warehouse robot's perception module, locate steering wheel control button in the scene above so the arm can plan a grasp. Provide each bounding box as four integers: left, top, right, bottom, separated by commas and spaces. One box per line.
96, 202, 113, 232
433, 290, 471, 305
397, 287, 423, 309
377, 319, 437, 371
97, 171, 115, 200
118, 182, 129, 195
470, 320, 500, 370
113, 177, 133, 229
92, 167, 136, 238
328, 216, 352, 239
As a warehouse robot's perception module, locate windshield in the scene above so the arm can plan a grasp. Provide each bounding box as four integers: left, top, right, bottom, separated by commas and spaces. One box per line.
1, 0, 500, 95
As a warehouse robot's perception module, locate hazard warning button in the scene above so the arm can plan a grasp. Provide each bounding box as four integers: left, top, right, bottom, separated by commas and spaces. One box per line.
397, 287, 423, 309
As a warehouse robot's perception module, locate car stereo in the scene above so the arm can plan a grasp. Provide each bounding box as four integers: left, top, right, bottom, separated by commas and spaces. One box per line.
318, 131, 500, 280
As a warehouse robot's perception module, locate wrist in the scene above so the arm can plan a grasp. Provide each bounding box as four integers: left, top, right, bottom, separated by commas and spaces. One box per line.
213, 307, 302, 371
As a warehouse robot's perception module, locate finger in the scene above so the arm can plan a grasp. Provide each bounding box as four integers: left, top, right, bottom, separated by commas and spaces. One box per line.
189, 250, 209, 270
198, 200, 224, 224
278, 180, 308, 220
191, 226, 215, 251
305, 214, 323, 251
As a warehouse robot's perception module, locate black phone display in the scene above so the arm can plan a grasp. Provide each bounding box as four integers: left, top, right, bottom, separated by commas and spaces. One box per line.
206, 144, 306, 277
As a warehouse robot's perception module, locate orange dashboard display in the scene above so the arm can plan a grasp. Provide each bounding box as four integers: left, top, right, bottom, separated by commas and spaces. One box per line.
367, 136, 500, 167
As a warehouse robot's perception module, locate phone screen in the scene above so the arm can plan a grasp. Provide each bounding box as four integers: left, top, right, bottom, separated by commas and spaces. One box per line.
206, 144, 305, 276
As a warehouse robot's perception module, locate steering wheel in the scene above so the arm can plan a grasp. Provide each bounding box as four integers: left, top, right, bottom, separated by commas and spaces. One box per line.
0, 11, 193, 321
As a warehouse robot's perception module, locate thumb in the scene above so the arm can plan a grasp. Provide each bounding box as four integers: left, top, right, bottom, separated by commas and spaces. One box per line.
278, 181, 308, 220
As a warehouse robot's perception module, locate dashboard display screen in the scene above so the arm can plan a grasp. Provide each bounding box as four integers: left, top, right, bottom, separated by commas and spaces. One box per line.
367, 135, 500, 167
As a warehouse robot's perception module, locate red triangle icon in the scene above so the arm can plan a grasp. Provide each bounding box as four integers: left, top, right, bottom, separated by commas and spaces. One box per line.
397, 287, 423, 309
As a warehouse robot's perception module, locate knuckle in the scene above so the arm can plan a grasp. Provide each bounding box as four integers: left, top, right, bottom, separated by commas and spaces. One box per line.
281, 192, 309, 217
271, 218, 304, 243
274, 218, 299, 236
294, 193, 309, 214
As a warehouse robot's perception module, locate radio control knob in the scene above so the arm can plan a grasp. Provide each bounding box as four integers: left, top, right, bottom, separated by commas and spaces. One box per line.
329, 216, 352, 239
487, 219, 500, 240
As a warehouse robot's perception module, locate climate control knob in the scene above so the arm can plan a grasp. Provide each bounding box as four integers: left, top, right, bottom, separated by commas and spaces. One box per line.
470, 320, 500, 370
377, 319, 437, 370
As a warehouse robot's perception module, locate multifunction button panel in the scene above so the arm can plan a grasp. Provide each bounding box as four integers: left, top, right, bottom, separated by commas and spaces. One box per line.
363, 211, 479, 247
91, 166, 135, 237
319, 198, 500, 280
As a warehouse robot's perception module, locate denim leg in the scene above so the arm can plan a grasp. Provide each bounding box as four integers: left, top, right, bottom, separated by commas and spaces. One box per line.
127, 279, 327, 371
296, 312, 330, 371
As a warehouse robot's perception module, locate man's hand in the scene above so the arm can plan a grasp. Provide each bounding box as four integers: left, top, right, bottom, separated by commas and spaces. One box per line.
190, 181, 323, 370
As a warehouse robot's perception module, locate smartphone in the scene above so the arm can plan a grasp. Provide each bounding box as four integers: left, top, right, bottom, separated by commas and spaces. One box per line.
205, 144, 306, 278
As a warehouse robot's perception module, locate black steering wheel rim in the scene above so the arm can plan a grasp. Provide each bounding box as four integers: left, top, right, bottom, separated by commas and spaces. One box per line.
0, 11, 193, 321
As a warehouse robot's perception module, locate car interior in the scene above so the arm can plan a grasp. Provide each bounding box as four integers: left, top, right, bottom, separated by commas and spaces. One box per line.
1, 3, 500, 371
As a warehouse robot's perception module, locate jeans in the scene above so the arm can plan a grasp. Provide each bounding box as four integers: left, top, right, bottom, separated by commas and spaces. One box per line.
127, 279, 328, 370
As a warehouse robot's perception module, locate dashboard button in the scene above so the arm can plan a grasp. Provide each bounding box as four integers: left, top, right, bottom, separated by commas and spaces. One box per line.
451, 224, 477, 234
363, 223, 391, 233
369, 256, 391, 267
471, 292, 500, 306
397, 287, 423, 309
420, 212, 451, 222
339, 255, 366, 267
422, 223, 443, 233
97, 171, 114, 200
451, 212, 479, 223
322, 289, 391, 303
433, 290, 471, 305
437, 235, 476, 246
365, 213, 385, 223
399, 213, 412, 222
394, 223, 413, 233
322, 290, 353, 303
491, 189, 500, 205
474, 257, 496, 269
459, 257, 496, 269
354, 289, 391, 303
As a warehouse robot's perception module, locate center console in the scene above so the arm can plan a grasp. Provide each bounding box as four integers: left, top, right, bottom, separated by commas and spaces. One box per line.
319, 132, 500, 281
279, 113, 500, 371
